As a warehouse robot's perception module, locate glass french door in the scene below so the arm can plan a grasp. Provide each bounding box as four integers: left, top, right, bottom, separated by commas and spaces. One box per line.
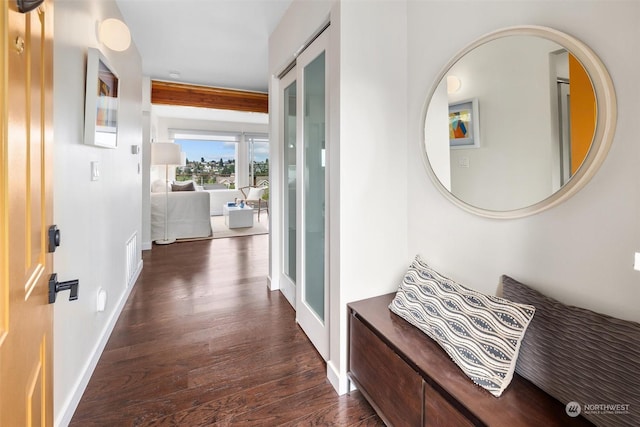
280, 70, 297, 307
280, 29, 329, 359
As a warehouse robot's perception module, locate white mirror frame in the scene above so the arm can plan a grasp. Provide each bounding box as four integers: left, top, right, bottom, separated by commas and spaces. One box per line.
421, 25, 617, 219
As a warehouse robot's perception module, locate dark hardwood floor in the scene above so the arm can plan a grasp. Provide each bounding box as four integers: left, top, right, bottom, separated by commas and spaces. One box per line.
70, 235, 382, 426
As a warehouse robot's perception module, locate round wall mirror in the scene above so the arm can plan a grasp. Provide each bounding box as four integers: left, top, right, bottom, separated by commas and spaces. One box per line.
422, 26, 616, 218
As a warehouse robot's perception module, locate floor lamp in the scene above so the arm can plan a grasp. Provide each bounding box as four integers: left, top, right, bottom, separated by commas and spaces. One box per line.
151, 142, 181, 244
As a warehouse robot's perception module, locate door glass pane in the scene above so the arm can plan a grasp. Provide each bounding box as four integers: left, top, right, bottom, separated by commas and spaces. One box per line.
303, 52, 325, 321
248, 135, 269, 186
283, 81, 297, 282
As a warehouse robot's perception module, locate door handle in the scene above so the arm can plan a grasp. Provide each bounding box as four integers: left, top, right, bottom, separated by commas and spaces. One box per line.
48, 273, 79, 304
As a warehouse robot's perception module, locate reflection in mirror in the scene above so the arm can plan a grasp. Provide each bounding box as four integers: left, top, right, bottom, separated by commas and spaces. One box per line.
423, 26, 615, 218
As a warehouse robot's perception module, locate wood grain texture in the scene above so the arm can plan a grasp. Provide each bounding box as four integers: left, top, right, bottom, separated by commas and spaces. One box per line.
423, 382, 474, 427
70, 236, 379, 426
349, 313, 423, 426
151, 80, 268, 113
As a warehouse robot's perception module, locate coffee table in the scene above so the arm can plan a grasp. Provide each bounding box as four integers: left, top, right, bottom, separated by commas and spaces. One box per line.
222, 204, 254, 229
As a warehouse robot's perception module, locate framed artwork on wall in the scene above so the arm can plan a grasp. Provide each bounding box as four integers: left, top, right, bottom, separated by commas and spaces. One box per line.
449, 98, 479, 149
84, 48, 119, 148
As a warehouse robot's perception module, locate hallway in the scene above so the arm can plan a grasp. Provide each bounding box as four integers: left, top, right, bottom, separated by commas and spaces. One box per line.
70, 235, 381, 426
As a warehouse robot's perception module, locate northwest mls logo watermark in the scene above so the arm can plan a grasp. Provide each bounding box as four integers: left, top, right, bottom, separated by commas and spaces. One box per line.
566, 401, 582, 417
566, 401, 631, 417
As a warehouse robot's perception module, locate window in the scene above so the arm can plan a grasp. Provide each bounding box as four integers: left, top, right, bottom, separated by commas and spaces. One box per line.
247, 134, 269, 186
170, 130, 269, 189
174, 133, 238, 189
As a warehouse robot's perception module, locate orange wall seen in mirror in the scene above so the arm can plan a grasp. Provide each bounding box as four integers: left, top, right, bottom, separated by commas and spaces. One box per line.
569, 54, 596, 175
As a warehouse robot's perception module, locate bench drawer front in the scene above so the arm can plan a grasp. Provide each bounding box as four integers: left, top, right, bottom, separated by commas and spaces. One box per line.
424, 381, 476, 427
349, 312, 423, 426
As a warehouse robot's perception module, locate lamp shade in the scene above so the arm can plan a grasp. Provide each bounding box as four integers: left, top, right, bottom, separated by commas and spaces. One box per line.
151, 142, 181, 165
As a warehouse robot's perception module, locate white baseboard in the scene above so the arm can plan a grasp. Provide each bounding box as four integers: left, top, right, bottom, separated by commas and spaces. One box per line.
55, 259, 143, 427
142, 241, 152, 251
327, 360, 349, 395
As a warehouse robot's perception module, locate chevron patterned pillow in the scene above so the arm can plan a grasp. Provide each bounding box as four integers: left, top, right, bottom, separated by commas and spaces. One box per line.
389, 255, 535, 397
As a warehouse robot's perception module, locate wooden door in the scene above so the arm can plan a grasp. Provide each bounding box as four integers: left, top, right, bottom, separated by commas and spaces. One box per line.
0, 0, 54, 425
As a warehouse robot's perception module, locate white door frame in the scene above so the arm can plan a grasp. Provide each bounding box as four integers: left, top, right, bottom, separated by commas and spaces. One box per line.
279, 68, 297, 308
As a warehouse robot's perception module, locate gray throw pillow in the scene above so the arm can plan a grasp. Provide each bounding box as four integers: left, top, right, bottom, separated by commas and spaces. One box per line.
502, 275, 640, 427
171, 181, 195, 191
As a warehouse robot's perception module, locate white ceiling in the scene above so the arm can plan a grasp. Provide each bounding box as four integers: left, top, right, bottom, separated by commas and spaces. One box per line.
115, 0, 292, 93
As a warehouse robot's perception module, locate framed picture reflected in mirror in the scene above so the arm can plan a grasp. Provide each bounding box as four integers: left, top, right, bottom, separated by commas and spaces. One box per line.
449, 98, 479, 149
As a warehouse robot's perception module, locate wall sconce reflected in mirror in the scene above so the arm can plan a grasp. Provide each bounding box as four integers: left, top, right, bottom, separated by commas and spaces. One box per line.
99, 18, 131, 52
447, 75, 462, 94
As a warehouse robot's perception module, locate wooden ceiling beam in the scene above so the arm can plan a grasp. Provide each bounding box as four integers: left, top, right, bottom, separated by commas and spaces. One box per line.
151, 80, 268, 114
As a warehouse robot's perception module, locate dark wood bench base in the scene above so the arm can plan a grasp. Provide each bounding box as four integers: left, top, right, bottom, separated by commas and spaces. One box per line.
347, 293, 594, 427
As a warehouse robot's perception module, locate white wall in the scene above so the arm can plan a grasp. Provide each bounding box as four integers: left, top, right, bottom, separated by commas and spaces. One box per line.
407, 1, 640, 322
153, 115, 269, 140
141, 77, 152, 249
335, 0, 409, 391
53, 1, 143, 425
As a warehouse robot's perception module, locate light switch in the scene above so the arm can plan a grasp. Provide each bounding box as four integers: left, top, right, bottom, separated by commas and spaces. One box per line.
97, 288, 107, 312
634, 252, 640, 271
91, 161, 100, 181
458, 157, 470, 168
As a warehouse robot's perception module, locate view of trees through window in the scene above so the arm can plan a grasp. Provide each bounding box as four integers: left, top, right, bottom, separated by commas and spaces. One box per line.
175, 136, 269, 189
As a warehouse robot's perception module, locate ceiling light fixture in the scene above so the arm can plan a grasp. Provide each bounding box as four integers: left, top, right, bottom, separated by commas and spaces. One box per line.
98, 18, 131, 52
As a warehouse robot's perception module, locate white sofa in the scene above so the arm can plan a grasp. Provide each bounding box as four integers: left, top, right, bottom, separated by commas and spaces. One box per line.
150, 189, 212, 242
203, 189, 243, 215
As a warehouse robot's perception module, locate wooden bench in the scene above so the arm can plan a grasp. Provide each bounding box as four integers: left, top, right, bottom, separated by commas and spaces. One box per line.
347, 293, 593, 427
